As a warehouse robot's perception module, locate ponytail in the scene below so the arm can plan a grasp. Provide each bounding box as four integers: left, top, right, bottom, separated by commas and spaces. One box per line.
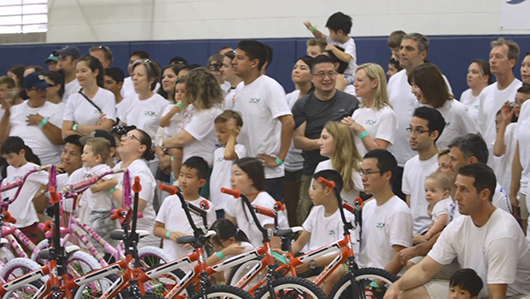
0, 136, 41, 165
23, 145, 41, 165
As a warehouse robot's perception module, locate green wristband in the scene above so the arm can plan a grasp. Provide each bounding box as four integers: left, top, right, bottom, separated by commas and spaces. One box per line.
217, 251, 225, 260
175, 102, 183, 108
38, 117, 49, 128
73, 124, 78, 132
108, 186, 117, 195
166, 231, 172, 239
359, 131, 369, 139
275, 157, 283, 165
310, 25, 317, 33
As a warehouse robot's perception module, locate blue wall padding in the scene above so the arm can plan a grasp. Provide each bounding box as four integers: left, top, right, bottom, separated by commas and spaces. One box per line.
1, 35, 529, 99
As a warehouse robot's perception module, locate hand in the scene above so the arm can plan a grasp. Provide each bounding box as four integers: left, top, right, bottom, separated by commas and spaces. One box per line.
341, 117, 363, 134
303, 21, 312, 30
500, 101, 514, 125
398, 246, 419, 265
55, 164, 66, 174
383, 283, 402, 299
272, 248, 286, 255
221, 243, 246, 256
97, 113, 107, 126
170, 231, 193, 249
335, 74, 347, 91
171, 105, 182, 114
295, 262, 310, 274
325, 44, 335, 52
158, 154, 172, 170
26, 113, 44, 126
226, 118, 240, 136
256, 153, 280, 168
424, 232, 433, 241
413, 234, 426, 245
89, 179, 104, 193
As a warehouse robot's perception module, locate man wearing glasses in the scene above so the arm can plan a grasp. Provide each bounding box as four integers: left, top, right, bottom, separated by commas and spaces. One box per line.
292, 54, 359, 224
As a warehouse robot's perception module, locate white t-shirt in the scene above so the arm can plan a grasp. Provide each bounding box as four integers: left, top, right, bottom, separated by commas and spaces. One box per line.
181, 105, 223, 167
114, 159, 159, 248
209, 145, 247, 211
428, 209, 530, 298
478, 79, 522, 147
326, 36, 357, 77
515, 100, 530, 195
313, 160, 363, 205
351, 105, 397, 157
284, 90, 303, 172
495, 123, 517, 197
493, 183, 512, 214
156, 195, 216, 271
78, 164, 116, 213
358, 196, 413, 273
432, 99, 480, 150
116, 97, 133, 125
121, 77, 160, 101
431, 197, 453, 226
402, 154, 439, 234
63, 79, 80, 102
233, 76, 292, 179
161, 104, 185, 138
459, 89, 481, 123
387, 69, 452, 166
2, 163, 48, 228
225, 191, 289, 247
9, 101, 64, 165
224, 88, 236, 110
63, 168, 84, 216
122, 93, 168, 140
303, 206, 357, 256
63, 88, 116, 126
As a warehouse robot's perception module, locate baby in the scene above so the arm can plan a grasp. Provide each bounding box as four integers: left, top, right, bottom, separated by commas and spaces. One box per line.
424, 171, 454, 241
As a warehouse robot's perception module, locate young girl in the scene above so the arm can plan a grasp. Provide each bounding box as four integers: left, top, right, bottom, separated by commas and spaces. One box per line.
314, 121, 363, 205
423, 172, 454, 241
1, 137, 48, 244
207, 219, 254, 283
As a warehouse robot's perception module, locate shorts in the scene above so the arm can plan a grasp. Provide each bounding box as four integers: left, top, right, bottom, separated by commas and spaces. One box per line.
89, 210, 118, 250
520, 193, 529, 220
20, 222, 39, 244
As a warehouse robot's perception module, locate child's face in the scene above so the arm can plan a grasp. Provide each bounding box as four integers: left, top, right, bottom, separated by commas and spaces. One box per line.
390, 47, 400, 60
387, 63, 399, 78
81, 145, 101, 168
424, 178, 447, 205
3, 151, 24, 168
328, 29, 342, 42
103, 75, 121, 95
514, 92, 530, 118
174, 82, 186, 104
308, 181, 328, 206
449, 285, 475, 299
215, 122, 229, 146
178, 166, 205, 196
231, 164, 253, 194
306, 45, 322, 58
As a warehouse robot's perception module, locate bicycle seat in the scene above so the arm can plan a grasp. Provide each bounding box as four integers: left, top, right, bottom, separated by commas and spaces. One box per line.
38, 245, 80, 260
0, 238, 7, 244
110, 229, 150, 241
275, 226, 304, 238
177, 235, 195, 245
1, 226, 16, 237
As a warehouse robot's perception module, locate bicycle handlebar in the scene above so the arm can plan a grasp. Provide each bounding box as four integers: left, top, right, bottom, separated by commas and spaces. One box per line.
1, 211, 16, 224
315, 176, 355, 231
61, 168, 126, 194
0, 164, 52, 205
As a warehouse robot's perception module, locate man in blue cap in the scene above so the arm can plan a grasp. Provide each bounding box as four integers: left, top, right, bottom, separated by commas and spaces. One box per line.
54, 46, 81, 102
44, 53, 59, 72
0, 72, 64, 165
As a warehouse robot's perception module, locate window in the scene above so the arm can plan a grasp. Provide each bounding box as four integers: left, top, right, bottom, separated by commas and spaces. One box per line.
0, 0, 47, 34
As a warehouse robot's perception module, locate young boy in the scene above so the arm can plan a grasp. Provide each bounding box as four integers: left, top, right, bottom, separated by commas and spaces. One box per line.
306, 38, 327, 58
387, 57, 402, 78
76, 137, 119, 248
424, 171, 454, 241
387, 30, 406, 61
103, 67, 127, 125
154, 156, 216, 271
285, 169, 355, 295
304, 12, 357, 84
209, 110, 246, 219
449, 268, 484, 299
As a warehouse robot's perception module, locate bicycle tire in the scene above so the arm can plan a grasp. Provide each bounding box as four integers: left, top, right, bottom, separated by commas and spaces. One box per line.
0, 257, 46, 283
254, 276, 327, 299
328, 267, 398, 299
73, 274, 127, 299
138, 246, 173, 267
190, 284, 254, 299
226, 257, 269, 290
1, 246, 15, 263
67, 251, 102, 278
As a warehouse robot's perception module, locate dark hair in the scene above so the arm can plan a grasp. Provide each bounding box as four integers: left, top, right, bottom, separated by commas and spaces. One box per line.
312, 54, 336, 73
8, 65, 24, 87
233, 158, 266, 191
104, 67, 125, 84
210, 218, 250, 245
298, 55, 315, 72
517, 84, 530, 94
363, 149, 398, 183
389, 58, 403, 72
130, 51, 149, 60
158, 64, 181, 99
170, 56, 188, 66
237, 40, 268, 71
1, 136, 41, 165
25, 65, 45, 74
325, 12, 353, 34
413, 106, 446, 143
223, 51, 236, 61
44, 71, 65, 99
458, 163, 496, 202
408, 63, 454, 108
388, 30, 406, 48
471, 59, 493, 85
63, 134, 83, 153
214, 110, 243, 127
89, 45, 114, 64
182, 156, 209, 181
78, 55, 105, 88
448, 134, 489, 164
264, 44, 274, 70
135, 129, 155, 161
178, 64, 202, 77
324, 46, 348, 74
402, 33, 430, 56
312, 169, 344, 196
450, 268, 484, 297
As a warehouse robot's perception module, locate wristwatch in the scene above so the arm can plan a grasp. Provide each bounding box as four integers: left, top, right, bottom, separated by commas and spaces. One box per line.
309, 259, 317, 270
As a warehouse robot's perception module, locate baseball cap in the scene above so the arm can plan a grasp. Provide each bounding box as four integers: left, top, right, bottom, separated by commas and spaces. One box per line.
44, 53, 59, 64
23, 73, 52, 90
53, 46, 81, 60
79, 130, 117, 148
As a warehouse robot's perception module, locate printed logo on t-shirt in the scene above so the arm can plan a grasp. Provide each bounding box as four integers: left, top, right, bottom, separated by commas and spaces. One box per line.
216, 157, 224, 163
376, 222, 385, 230
13, 175, 23, 181
365, 120, 376, 126
144, 111, 156, 116
445, 122, 451, 127
328, 229, 336, 236
249, 98, 260, 104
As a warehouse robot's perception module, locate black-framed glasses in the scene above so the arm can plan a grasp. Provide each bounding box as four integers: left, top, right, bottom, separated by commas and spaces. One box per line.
360, 170, 382, 177
406, 127, 431, 135
312, 71, 338, 79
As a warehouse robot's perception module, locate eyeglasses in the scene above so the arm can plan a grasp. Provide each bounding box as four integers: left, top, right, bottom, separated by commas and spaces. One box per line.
312, 71, 338, 79
406, 127, 431, 135
122, 133, 142, 143
360, 170, 381, 177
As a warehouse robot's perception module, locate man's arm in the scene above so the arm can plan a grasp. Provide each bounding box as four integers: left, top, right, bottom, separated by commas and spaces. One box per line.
276, 114, 295, 162
293, 121, 319, 151
398, 232, 441, 265
0, 109, 11, 143
488, 284, 508, 299
385, 245, 406, 275
510, 142, 522, 213
384, 256, 444, 299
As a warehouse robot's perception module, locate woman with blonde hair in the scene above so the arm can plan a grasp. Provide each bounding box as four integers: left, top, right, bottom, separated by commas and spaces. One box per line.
342, 63, 397, 157
314, 121, 363, 204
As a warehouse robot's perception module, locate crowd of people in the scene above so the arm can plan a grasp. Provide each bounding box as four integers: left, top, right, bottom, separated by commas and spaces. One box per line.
0, 10, 530, 299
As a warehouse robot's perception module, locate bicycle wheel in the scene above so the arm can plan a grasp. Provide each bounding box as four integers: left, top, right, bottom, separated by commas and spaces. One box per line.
328, 267, 398, 299
227, 257, 270, 291
254, 276, 327, 299
67, 251, 102, 278
0, 257, 45, 282
3, 280, 44, 299
190, 285, 254, 299
141, 265, 194, 297
0, 246, 15, 263
73, 274, 127, 299
137, 246, 173, 267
